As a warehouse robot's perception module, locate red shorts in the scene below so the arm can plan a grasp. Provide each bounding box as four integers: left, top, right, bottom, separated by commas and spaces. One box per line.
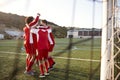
24, 44, 36, 55
38, 49, 48, 60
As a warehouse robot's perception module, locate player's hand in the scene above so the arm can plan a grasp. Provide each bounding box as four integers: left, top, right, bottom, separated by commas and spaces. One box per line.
37, 13, 40, 16
48, 45, 54, 52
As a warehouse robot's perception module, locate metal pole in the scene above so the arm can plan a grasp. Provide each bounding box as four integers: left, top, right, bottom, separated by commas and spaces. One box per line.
111, 0, 115, 79
100, 0, 108, 80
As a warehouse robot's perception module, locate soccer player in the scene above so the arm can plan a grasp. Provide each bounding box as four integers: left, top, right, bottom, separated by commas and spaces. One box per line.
23, 13, 40, 75
37, 20, 55, 71
31, 20, 54, 77
45, 24, 55, 71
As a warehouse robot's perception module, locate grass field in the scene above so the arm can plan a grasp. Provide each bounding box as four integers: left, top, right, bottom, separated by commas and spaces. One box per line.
0, 38, 101, 80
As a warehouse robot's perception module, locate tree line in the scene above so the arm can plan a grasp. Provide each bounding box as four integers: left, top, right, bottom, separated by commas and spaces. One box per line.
0, 11, 67, 38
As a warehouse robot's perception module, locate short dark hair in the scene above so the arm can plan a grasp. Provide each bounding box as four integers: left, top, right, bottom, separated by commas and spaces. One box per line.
41, 19, 48, 25
25, 16, 34, 24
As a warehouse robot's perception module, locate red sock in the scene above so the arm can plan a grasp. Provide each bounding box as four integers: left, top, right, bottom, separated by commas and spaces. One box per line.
26, 58, 29, 67
26, 57, 30, 70
27, 61, 34, 72
48, 57, 54, 67
45, 61, 48, 72
39, 64, 44, 75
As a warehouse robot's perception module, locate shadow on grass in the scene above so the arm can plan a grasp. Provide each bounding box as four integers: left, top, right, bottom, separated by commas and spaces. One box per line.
0, 52, 100, 80
31, 67, 99, 80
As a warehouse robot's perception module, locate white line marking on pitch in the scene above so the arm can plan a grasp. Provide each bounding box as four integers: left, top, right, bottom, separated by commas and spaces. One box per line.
53, 56, 100, 62
0, 51, 100, 62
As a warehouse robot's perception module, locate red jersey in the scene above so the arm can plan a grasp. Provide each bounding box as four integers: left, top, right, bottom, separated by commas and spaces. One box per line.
23, 27, 37, 48
46, 26, 55, 52
31, 26, 54, 50
23, 14, 39, 49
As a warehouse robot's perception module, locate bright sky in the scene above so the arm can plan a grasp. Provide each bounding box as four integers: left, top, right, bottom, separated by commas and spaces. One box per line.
0, 0, 103, 28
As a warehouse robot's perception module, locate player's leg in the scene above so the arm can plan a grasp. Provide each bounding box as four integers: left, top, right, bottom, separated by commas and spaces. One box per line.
38, 50, 45, 78
24, 44, 31, 71
26, 54, 31, 70
48, 53, 55, 71
48, 56, 55, 68
26, 54, 35, 72
24, 44, 36, 76
44, 50, 49, 75
35, 51, 39, 66
24, 54, 34, 75
26, 44, 36, 72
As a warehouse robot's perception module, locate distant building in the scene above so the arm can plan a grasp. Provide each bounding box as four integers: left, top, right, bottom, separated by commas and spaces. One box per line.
5, 30, 24, 39
0, 34, 4, 39
67, 28, 102, 38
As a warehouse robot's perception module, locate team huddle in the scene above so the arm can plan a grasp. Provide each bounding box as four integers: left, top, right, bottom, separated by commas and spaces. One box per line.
23, 13, 55, 78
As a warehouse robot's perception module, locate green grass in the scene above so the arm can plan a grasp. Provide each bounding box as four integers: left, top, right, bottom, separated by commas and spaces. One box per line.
0, 38, 101, 80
